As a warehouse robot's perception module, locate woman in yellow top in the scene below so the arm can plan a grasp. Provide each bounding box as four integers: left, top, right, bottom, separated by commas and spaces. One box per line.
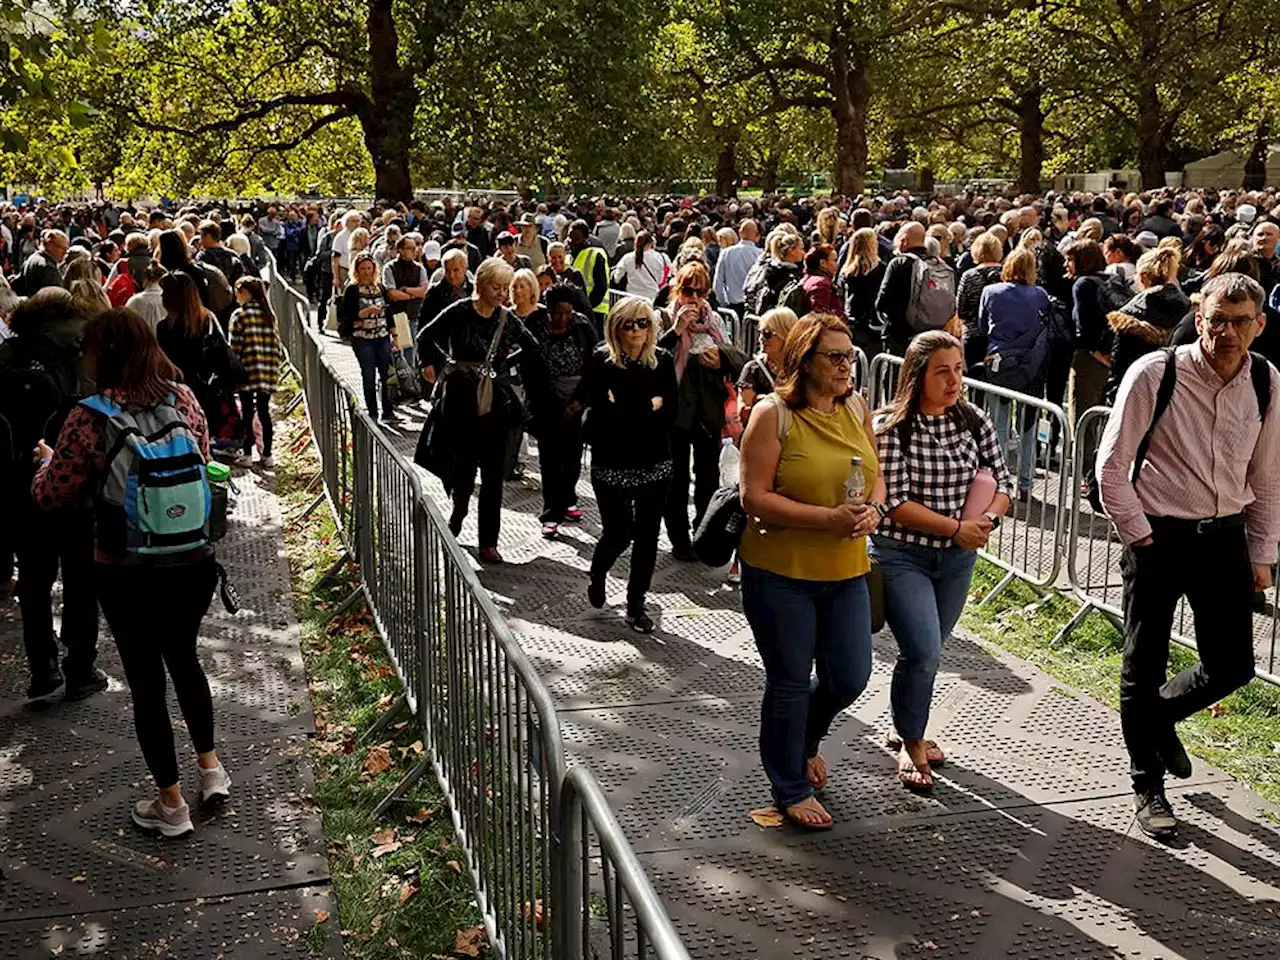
738, 313, 886, 829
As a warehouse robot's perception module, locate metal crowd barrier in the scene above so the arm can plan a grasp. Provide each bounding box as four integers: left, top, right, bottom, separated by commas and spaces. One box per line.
1063, 407, 1280, 683
868, 352, 1071, 591
558, 766, 693, 960
263, 257, 690, 958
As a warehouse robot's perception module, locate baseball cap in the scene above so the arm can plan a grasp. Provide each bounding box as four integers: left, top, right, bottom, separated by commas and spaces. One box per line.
423, 240, 442, 260
1134, 231, 1159, 249
451, 221, 466, 236
1237, 204, 1258, 225
518, 213, 538, 227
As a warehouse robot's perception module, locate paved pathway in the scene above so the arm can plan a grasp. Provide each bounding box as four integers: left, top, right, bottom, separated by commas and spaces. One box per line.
320, 325, 1280, 959
0, 472, 339, 958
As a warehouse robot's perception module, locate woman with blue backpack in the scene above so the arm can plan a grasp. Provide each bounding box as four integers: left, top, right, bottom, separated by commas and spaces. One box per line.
33, 307, 229, 838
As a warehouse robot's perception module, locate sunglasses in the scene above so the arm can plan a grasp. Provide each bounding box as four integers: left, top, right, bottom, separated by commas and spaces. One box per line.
815, 350, 856, 368
759, 329, 775, 343
621, 318, 652, 332
680, 287, 708, 297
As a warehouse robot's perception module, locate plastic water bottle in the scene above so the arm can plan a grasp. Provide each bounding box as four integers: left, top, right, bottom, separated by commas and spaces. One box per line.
207, 461, 231, 542
844, 455, 866, 506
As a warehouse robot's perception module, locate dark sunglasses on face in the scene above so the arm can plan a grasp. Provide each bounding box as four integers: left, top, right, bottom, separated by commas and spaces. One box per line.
759, 329, 775, 343
816, 350, 856, 368
680, 286, 708, 297
621, 318, 651, 332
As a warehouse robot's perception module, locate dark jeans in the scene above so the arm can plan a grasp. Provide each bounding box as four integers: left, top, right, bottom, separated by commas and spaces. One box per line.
15, 506, 98, 682
740, 560, 873, 808
539, 413, 583, 522
1119, 517, 1256, 792
451, 417, 508, 549
663, 423, 720, 553
352, 335, 393, 419
239, 390, 273, 457
872, 537, 978, 740
98, 558, 218, 790
590, 477, 668, 612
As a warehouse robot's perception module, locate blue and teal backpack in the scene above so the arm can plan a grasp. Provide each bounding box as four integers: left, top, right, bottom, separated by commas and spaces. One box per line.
81, 392, 214, 563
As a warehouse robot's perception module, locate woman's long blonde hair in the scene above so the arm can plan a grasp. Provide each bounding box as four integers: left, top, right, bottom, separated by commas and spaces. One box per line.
604, 297, 658, 369
841, 228, 880, 277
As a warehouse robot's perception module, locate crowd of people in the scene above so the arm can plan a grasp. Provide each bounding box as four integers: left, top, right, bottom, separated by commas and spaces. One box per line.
2, 181, 1278, 843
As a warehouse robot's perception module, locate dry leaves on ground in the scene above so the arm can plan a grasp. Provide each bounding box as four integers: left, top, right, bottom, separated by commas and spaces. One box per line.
406, 807, 434, 824
363, 744, 393, 776
749, 807, 784, 828
398, 881, 418, 905
370, 827, 397, 846
371, 841, 402, 859
454, 925, 487, 957
314, 909, 329, 924
445, 859, 463, 874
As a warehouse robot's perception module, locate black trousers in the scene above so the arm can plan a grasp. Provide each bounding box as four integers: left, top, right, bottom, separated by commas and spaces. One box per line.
15, 505, 99, 682
591, 478, 669, 611
450, 419, 508, 549
97, 558, 218, 789
538, 413, 583, 523
1119, 517, 1256, 792
239, 390, 273, 456
663, 424, 721, 553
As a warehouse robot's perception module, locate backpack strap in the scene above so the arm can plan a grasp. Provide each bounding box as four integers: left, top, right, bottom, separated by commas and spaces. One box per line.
1131, 348, 1178, 487
79, 394, 121, 417
1250, 351, 1271, 425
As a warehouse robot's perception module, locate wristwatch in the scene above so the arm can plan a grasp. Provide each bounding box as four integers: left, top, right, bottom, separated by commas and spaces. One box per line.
870, 501, 888, 520
985, 512, 1001, 529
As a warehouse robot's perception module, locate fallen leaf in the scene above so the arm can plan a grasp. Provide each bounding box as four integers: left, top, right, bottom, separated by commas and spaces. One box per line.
71, 875, 86, 883
749, 807, 784, 828
920, 941, 938, 951
445, 859, 462, 874
372, 841, 402, 859
370, 827, 397, 846
524, 900, 545, 929
1210, 702, 1226, 717
406, 808, 435, 824
809, 888, 825, 896
407, 740, 423, 755
455, 925, 487, 957
398, 882, 417, 905
314, 909, 330, 924
371, 915, 385, 933
363, 745, 392, 775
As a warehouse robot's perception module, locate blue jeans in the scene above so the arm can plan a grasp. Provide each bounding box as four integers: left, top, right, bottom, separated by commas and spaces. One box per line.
871, 537, 978, 740
352, 335, 392, 419
740, 560, 873, 808
991, 396, 1035, 492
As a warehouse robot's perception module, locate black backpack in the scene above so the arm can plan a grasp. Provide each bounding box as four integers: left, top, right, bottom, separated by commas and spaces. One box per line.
1132, 348, 1271, 486
0, 342, 78, 484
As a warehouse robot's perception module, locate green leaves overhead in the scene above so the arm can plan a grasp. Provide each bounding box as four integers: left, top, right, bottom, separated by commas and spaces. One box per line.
2, 0, 1278, 197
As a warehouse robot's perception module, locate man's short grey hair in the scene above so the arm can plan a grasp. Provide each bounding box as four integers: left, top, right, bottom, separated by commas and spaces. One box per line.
441, 248, 467, 266
1201, 273, 1267, 315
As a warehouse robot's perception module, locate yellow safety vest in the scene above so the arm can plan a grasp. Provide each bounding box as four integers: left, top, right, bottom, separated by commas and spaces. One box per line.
573, 246, 609, 315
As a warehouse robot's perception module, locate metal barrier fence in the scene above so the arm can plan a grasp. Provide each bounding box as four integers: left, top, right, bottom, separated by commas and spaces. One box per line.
263, 260, 689, 958
558, 766, 693, 960
1063, 407, 1280, 683
868, 352, 1071, 591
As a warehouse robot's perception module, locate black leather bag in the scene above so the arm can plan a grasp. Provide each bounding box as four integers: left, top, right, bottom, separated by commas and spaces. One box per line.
692, 482, 747, 567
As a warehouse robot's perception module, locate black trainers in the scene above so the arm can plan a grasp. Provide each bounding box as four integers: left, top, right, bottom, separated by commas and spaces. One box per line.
671, 545, 697, 563
1134, 787, 1178, 839
26, 670, 65, 704
64, 666, 110, 702
587, 577, 605, 610
1157, 727, 1193, 780
625, 608, 654, 634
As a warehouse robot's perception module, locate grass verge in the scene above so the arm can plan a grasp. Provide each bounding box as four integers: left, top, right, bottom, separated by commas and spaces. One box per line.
271, 380, 488, 958
961, 557, 1280, 806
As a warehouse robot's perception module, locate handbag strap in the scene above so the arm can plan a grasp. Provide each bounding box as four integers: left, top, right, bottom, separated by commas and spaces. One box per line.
482, 309, 509, 372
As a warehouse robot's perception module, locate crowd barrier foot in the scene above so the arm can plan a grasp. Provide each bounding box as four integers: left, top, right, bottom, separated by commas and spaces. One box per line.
290, 491, 327, 527
1051, 599, 1097, 647
283, 391, 305, 418
319, 584, 363, 628
360, 692, 409, 746
373, 757, 432, 819
977, 570, 1018, 608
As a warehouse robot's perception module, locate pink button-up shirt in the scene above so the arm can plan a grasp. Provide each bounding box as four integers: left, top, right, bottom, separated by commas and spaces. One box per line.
1097, 344, 1280, 564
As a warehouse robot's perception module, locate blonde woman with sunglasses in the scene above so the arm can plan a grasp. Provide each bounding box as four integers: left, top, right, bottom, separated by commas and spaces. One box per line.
583, 299, 678, 633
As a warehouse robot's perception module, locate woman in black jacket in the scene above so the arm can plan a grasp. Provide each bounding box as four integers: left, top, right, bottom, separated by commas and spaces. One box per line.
656, 262, 745, 561
156, 272, 217, 416
835, 227, 887, 359
526, 281, 598, 537
583, 298, 678, 634
1103, 246, 1189, 405
955, 231, 1005, 368
157, 229, 210, 308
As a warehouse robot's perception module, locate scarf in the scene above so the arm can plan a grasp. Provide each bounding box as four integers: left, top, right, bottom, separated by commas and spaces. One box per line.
672, 299, 727, 381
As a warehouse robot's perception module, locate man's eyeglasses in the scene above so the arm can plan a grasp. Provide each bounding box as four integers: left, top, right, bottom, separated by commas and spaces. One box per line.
815, 350, 856, 368
621, 318, 651, 332
1204, 314, 1257, 332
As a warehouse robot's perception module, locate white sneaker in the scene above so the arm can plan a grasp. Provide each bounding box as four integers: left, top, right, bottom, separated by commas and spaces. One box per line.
199, 763, 232, 806
132, 796, 194, 838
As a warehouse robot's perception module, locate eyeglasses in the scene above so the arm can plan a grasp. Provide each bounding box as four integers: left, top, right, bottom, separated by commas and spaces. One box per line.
680, 287, 708, 297
759, 329, 775, 343
1204, 314, 1257, 332
815, 350, 856, 368
621, 318, 651, 332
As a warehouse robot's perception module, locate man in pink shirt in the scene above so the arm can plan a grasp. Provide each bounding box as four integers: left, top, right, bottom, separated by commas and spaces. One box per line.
1098, 273, 1280, 839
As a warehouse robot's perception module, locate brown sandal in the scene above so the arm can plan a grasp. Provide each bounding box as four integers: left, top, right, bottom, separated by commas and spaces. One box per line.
897, 747, 934, 794
806, 755, 829, 790
886, 733, 945, 768
784, 795, 834, 831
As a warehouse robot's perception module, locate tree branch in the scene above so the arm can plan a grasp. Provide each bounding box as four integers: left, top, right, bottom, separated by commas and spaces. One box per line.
133, 88, 369, 136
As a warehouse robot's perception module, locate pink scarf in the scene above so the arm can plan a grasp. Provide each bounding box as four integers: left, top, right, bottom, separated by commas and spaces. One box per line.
672, 299, 727, 380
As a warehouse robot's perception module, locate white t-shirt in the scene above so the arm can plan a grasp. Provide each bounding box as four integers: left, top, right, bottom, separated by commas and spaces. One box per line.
610, 249, 668, 301
332, 229, 352, 271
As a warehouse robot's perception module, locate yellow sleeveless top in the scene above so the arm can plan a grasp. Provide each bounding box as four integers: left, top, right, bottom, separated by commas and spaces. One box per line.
738, 396, 879, 581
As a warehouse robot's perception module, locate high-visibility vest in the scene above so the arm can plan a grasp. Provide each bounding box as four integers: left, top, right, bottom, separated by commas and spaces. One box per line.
573, 246, 609, 315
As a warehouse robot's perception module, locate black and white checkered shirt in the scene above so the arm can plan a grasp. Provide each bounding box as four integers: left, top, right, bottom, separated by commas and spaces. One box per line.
875, 405, 1015, 549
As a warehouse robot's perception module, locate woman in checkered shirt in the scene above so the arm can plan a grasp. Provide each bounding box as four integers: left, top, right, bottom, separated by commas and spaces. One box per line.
871, 331, 1014, 792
